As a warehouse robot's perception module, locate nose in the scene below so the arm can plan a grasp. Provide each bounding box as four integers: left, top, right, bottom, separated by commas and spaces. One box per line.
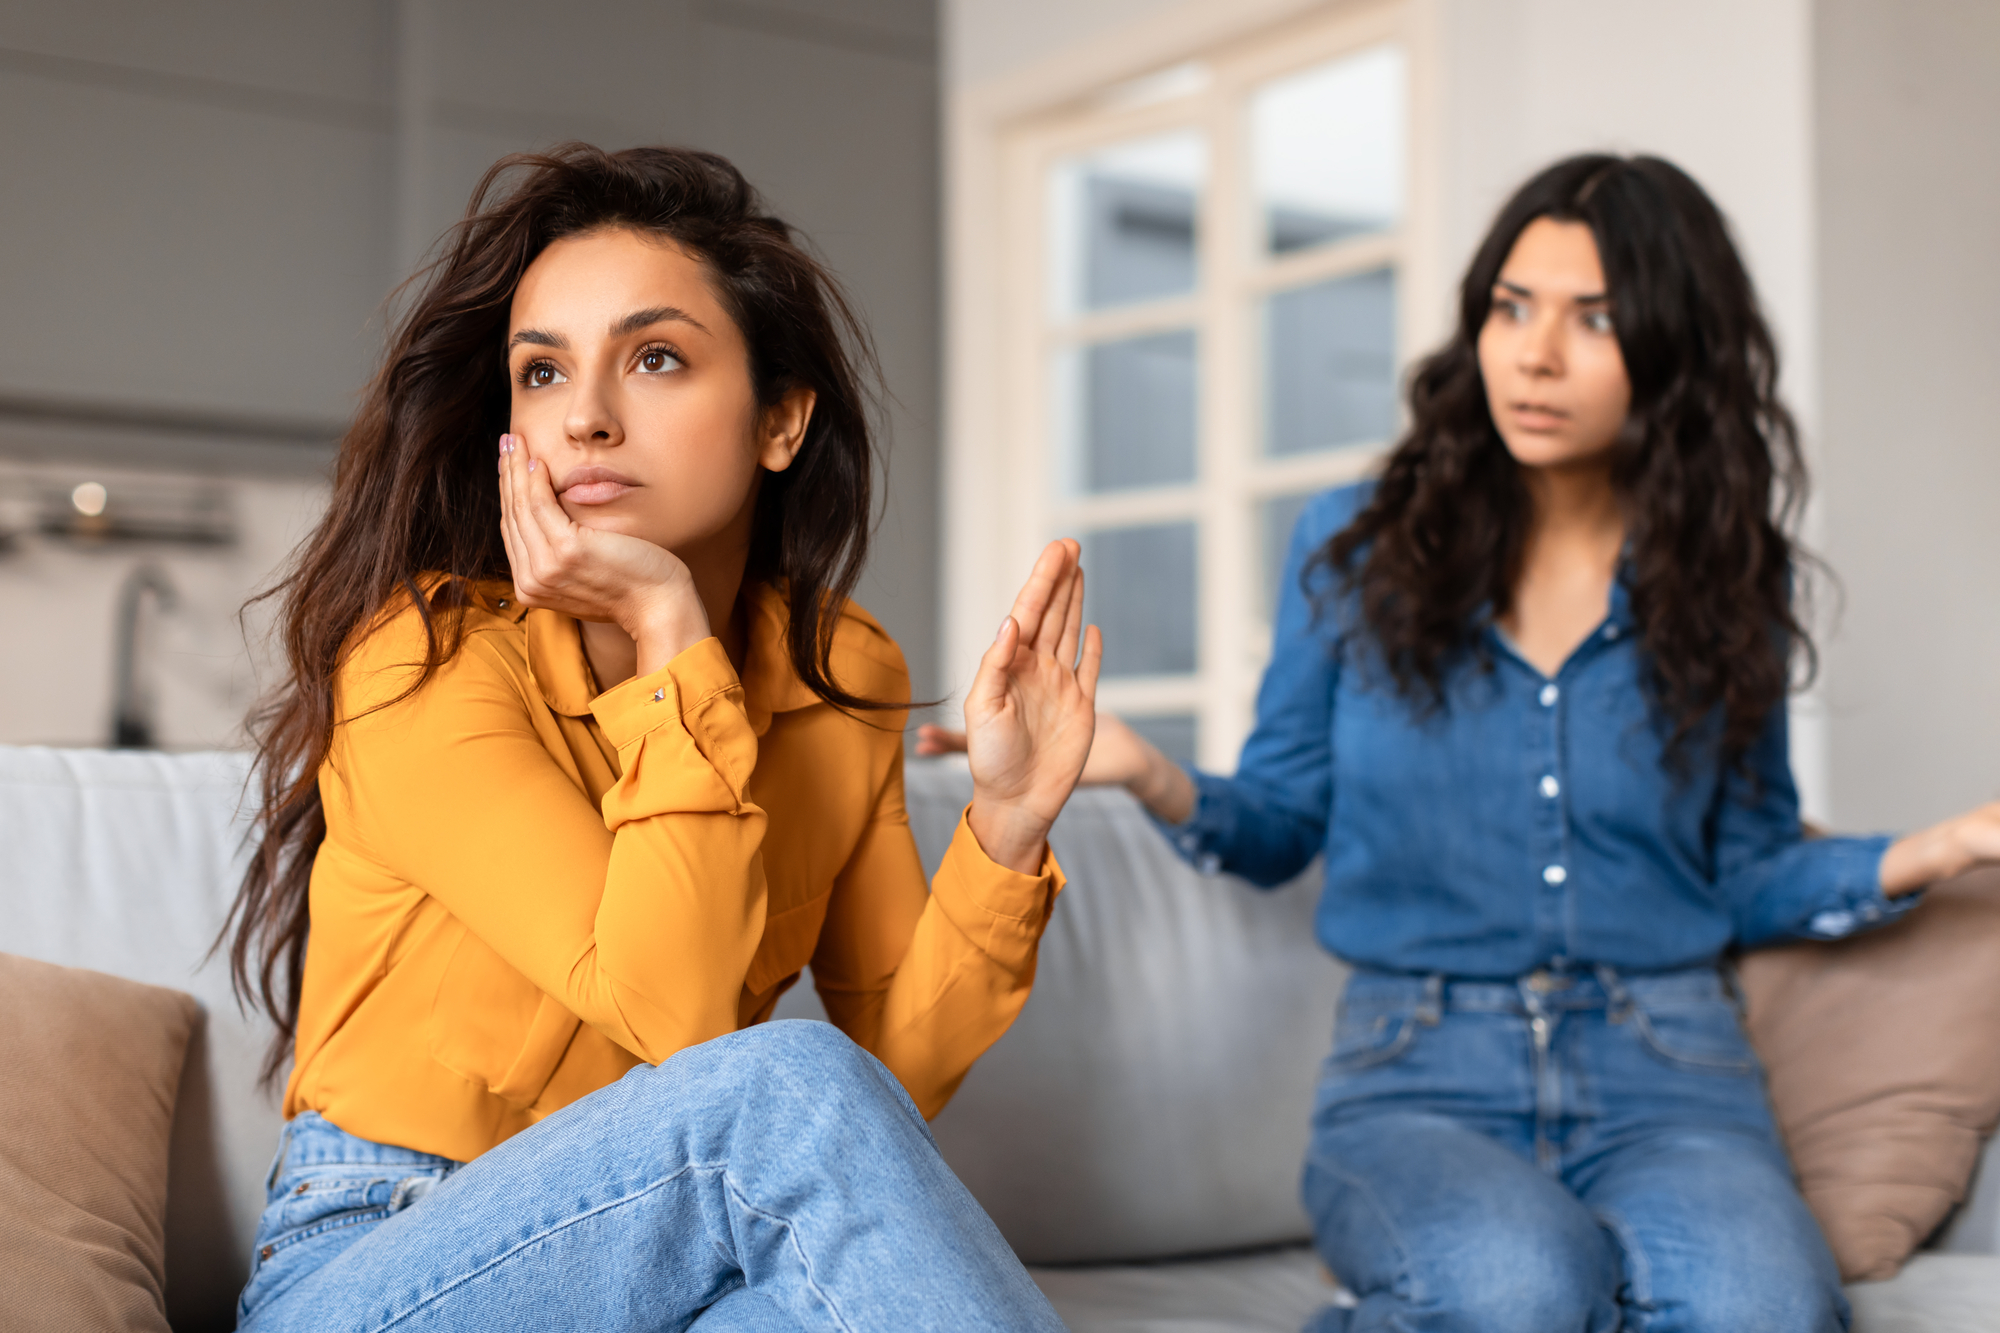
1516, 309, 1565, 379
563, 367, 625, 448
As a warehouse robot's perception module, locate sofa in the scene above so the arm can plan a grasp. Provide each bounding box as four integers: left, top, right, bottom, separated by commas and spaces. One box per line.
3, 744, 1997, 1331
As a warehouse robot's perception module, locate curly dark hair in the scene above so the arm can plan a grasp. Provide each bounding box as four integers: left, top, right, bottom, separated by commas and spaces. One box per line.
224, 143, 893, 1082
1317, 153, 1812, 768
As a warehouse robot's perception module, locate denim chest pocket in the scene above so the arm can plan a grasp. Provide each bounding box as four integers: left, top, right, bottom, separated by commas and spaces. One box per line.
1629, 999, 1757, 1074
1326, 1005, 1422, 1072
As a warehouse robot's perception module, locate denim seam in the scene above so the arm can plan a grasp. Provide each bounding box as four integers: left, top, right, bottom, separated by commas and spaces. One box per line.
718, 1169, 856, 1333
361, 1161, 855, 1333
1308, 1157, 1422, 1308
1594, 1205, 1655, 1328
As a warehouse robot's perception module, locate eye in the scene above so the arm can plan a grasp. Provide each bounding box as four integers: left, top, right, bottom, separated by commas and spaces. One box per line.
517, 359, 567, 389
1492, 296, 1529, 323
633, 343, 684, 375
1581, 308, 1615, 334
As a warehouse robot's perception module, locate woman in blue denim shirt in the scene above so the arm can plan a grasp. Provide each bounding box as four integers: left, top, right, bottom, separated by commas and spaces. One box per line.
925, 154, 2000, 1331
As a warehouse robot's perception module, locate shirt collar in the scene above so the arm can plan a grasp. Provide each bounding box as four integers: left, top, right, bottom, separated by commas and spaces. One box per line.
521, 581, 817, 735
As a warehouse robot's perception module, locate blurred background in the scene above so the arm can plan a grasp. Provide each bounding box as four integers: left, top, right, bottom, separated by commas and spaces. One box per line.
0, 0, 1993, 836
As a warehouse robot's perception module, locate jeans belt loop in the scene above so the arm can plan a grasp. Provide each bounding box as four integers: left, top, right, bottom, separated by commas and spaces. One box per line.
1416, 973, 1445, 1026
1595, 963, 1635, 1024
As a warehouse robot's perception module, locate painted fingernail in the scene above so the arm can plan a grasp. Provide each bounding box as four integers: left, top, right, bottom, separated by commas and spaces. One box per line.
498, 434, 509, 454
527, 459, 537, 473
996, 616, 1011, 641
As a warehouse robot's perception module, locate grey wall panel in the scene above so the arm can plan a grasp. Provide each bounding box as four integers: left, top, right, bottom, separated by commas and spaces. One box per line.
0, 70, 392, 421
0, 0, 392, 107
696, 19, 941, 700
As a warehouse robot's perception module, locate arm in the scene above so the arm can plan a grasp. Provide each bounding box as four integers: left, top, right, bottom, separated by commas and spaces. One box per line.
1715, 701, 1907, 946
809, 749, 1060, 1117
330, 621, 769, 1065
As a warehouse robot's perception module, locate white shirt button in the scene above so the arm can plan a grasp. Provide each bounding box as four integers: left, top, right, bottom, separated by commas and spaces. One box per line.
1539, 683, 1560, 707
1543, 864, 1568, 885
1540, 775, 1560, 799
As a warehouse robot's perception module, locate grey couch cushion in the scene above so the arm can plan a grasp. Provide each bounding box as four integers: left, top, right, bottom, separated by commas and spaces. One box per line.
1028, 1248, 2000, 1333
890, 761, 1344, 1263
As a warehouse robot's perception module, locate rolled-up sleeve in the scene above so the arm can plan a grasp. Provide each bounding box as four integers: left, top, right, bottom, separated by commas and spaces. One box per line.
809, 749, 1063, 1118
1714, 700, 1912, 946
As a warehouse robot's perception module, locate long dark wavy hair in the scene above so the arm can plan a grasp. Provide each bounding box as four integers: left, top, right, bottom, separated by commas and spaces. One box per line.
225, 143, 893, 1081
1318, 153, 1812, 768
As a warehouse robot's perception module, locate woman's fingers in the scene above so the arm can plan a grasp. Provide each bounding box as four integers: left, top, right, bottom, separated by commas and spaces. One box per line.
1056, 562, 1085, 667
1031, 540, 1080, 656
1007, 542, 1068, 653
914, 724, 969, 756
1077, 623, 1103, 700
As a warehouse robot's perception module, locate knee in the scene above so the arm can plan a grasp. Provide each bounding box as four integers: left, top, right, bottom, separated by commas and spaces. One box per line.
701, 1021, 907, 1116
1655, 1266, 1845, 1333
1416, 1228, 1616, 1333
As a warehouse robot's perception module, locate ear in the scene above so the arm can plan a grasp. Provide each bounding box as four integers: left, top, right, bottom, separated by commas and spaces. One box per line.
757, 386, 816, 473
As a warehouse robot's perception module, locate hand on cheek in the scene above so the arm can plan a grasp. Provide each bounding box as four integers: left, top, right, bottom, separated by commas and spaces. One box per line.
496, 433, 711, 673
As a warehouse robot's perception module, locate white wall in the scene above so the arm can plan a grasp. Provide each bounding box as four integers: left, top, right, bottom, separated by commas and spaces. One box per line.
0, 0, 943, 748
1814, 0, 2000, 830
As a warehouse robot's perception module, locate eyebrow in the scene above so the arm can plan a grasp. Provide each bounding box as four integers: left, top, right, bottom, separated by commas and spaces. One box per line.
611, 305, 708, 337
507, 327, 567, 353
506, 305, 709, 356
1496, 279, 1609, 304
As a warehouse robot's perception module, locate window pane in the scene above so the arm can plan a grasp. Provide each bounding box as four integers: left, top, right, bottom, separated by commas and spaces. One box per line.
1049, 132, 1205, 314
1054, 330, 1197, 494
1251, 45, 1405, 255
1124, 713, 1198, 769
1259, 491, 1315, 625
1081, 522, 1197, 677
1264, 268, 1397, 456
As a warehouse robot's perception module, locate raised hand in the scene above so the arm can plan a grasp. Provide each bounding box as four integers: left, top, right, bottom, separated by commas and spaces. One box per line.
497, 433, 709, 674
962, 540, 1104, 873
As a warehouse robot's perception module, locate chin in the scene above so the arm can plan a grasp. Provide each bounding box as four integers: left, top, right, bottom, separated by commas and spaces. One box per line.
1500, 434, 1613, 472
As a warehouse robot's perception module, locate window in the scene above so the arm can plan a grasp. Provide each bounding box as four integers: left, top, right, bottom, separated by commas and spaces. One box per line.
954, 3, 1432, 771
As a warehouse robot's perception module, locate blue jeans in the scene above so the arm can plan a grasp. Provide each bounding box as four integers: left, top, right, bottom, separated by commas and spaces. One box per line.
236, 1021, 1063, 1332
1301, 966, 1847, 1333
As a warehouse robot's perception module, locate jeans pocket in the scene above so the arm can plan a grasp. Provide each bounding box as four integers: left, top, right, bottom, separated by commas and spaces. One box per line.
1629, 1000, 1757, 1075
238, 1167, 449, 1323
1325, 1006, 1421, 1073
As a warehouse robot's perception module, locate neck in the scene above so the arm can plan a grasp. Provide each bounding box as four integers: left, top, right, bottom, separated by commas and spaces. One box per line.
1520, 457, 1624, 548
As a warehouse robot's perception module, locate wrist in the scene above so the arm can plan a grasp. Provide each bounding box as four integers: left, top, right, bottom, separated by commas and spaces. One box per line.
966, 797, 1051, 876
1129, 751, 1195, 825
1881, 822, 1970, 897
623, 580, 710, 676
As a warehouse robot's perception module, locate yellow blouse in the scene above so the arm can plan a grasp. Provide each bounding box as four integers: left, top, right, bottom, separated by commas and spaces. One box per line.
284, 579, 1063, 1163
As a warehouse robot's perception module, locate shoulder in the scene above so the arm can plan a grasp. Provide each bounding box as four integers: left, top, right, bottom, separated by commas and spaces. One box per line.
1296, 480, 1378, 550
825, 598, 911, 705
337, 577, 525, 719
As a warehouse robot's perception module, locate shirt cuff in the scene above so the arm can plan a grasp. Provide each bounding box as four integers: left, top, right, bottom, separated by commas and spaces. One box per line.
930, 807, 1065, 968
1802, 835, 1916, 939
590, 637, 758, 827
1149, 767, 1229, 875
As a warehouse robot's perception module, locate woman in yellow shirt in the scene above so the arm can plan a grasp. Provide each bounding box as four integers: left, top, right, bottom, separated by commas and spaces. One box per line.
223, 143, 1097, 1332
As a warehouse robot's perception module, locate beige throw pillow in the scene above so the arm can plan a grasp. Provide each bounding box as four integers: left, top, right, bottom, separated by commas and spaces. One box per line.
0, 953, 198, 1333
1738, 868, 2000, 1281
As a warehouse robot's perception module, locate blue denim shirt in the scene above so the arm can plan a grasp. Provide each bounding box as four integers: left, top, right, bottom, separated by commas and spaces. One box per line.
1170, 483, 1908, 977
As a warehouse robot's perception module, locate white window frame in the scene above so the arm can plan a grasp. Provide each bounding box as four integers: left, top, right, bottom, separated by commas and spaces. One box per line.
945, 0, 1444, 771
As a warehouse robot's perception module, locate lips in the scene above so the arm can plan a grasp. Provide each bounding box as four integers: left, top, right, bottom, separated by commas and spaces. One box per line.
1510, 402, 1570, 430
556, 465, 640, 505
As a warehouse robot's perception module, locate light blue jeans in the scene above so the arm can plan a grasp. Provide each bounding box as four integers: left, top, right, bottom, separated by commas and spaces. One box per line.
1301, 966, 1848, 1333
236, 1021, 1064, 1332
